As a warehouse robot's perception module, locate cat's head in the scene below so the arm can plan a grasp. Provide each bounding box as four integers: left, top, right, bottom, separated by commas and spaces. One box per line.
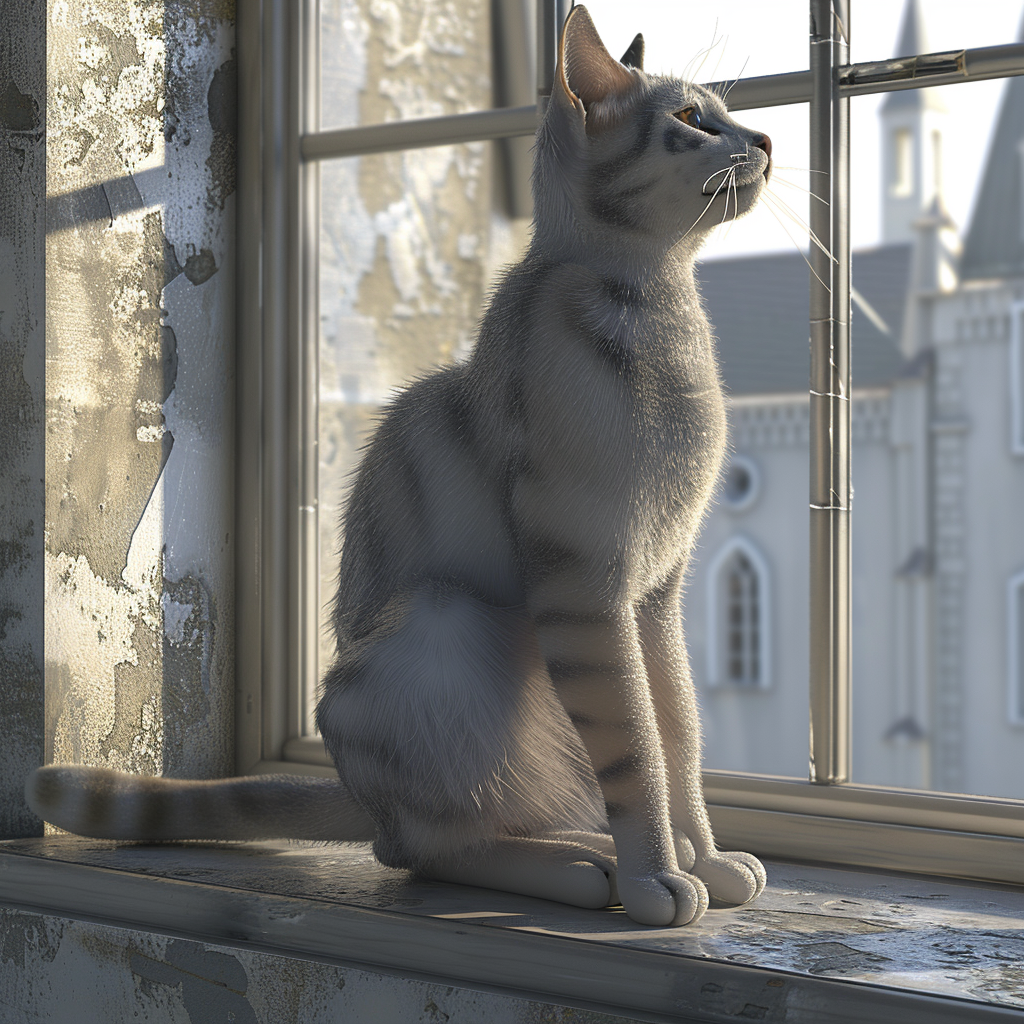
534, 6, 771, 259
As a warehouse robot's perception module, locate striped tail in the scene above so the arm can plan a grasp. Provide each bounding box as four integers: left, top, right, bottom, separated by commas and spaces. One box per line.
25, 766, 377, 842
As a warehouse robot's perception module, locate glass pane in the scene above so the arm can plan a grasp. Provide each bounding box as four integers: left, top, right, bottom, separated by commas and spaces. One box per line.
848, 62, 1024, 798
312, 144, 528, 730
319, 0, 498, 132
850, 0, 1022, 65
583, 0, 808, 81
310, 0, 813, 772
691, 103, 810, 777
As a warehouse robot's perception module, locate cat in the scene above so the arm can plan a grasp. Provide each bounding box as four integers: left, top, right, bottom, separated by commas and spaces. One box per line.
27, 6, 771, 928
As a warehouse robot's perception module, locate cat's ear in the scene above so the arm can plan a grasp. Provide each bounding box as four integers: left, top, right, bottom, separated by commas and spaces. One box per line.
620, 33, 644, 70
557, 6, 635, 114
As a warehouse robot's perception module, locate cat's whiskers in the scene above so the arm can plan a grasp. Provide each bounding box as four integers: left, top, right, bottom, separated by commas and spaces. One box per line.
702, 165, 735, 192
769, 174, 828, 205
718, 55, 751, 105
679, 164, 739, 246
683, 22, 725, 83
717, 167, 737, 231
757, 196, 833, 293
761, 188, 836, 263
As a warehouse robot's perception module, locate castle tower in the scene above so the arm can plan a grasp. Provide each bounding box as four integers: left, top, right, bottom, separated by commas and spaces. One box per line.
880, 0, 949, 244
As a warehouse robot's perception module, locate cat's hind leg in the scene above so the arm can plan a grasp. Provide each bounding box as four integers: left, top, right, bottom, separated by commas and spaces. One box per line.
318, 584, 607, 876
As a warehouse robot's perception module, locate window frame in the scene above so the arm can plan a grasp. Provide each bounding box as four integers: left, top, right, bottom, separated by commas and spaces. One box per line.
235, 0, 1024, 883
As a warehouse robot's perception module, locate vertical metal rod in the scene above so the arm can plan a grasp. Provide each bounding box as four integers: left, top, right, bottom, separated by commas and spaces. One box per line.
285, 0, 302, 749
262, 0, 291, 762
297, 0, 322, 736
809, 0, 852, 784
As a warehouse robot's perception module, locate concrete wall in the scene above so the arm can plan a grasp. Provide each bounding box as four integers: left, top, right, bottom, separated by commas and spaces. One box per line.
44, 0, 236, 784
0, 906, 636, 1024
0, 0, 47, 838
1, 0, 237, 837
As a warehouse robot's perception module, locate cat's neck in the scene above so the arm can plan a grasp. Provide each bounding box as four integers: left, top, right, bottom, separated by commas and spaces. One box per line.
529, 218, 700, 298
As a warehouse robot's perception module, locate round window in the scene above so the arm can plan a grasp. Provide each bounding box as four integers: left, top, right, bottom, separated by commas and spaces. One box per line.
722, 455, 760, 512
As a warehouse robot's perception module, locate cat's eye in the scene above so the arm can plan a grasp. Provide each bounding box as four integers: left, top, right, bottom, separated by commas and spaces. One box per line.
675, 106, 702, 130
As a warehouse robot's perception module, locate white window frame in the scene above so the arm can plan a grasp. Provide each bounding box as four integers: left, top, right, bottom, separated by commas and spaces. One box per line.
706, 535, 772, 691
235, 0, 1024, 886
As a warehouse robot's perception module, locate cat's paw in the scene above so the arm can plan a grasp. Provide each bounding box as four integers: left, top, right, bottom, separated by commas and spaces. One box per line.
693, 850, 766, 906
617, 870, 709, 927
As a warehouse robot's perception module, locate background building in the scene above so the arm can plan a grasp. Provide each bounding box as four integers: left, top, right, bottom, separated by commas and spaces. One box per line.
691, 0, 1024, 798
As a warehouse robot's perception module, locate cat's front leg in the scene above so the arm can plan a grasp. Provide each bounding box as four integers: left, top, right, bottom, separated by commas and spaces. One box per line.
530, 599, 709, 926
637, 586, 767, 907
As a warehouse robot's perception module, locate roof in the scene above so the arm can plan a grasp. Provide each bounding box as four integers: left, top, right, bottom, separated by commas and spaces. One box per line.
696, 243, 911, 396
880, 0, 947, 114
960, 12, 1024, 280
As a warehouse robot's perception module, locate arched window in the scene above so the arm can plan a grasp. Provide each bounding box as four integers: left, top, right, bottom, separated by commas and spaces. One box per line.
706, 537, 771, 689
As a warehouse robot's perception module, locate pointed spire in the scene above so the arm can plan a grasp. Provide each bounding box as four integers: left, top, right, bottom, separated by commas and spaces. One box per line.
961, 45, 1024, 279
894, 0, 928, 57
882, 0, 946, 113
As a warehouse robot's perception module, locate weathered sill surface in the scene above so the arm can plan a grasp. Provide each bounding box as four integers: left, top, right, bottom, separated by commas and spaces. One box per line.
1, 837, 1023, 1023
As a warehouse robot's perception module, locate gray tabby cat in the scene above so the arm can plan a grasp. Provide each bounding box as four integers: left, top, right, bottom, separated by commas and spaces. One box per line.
28, 7, 771, 927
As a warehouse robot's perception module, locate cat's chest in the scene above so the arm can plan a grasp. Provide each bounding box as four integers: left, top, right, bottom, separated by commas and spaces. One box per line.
522, 314, 726, 507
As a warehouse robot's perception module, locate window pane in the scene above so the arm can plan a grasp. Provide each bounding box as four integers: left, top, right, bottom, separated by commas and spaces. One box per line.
319, 0, 498, 132
848, 67, 1024, 798
849, 0, 1022, 65
313, 145, 527, 731
582, 0, 808, 81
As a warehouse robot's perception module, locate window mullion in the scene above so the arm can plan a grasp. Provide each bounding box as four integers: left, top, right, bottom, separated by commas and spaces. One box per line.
809, 0, 852, 785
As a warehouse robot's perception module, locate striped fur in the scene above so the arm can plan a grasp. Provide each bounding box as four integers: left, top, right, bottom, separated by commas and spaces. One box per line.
28, 6, 770, 927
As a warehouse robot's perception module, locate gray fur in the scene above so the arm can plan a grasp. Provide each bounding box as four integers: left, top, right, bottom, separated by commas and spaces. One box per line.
27, 6, 771, 927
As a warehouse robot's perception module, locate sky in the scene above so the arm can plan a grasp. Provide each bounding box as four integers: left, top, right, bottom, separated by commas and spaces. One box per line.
583, 0, 1024, 259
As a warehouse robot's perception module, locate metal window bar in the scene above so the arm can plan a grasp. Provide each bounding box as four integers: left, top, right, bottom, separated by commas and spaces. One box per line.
809, 0, 850, 785
297, 41, 1024, 162
281, 3, 1024, 790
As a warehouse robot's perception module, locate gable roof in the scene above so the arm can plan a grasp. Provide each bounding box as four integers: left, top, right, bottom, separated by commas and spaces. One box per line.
696, 244, 911, 396
960, 13, 1024, 280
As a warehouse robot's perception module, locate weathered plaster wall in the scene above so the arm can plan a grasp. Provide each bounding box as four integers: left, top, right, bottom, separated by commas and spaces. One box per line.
44, 0, 235, 782
0, 907, 635, 1024
0, 0, 47, 838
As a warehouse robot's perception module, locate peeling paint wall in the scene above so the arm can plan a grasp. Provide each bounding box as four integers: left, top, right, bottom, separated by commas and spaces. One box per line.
0, 908, 637, 1024
0, 0, 47, 837
43, 0, 235, 782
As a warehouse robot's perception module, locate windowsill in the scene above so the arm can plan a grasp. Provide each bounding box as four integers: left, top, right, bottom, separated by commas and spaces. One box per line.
1, 838, 1022, 1022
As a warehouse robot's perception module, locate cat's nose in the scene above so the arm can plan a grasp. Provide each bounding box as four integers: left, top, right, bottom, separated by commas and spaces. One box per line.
754, 133, 772, 181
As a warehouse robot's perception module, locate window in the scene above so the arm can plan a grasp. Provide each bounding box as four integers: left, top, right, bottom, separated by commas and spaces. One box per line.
707, 537, 771, 690
721, 454, 761, 512
891, 125, 913, 196
236, 0, 1024, 884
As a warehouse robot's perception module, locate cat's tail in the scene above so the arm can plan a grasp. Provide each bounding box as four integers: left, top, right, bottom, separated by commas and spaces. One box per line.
25, 766, 377, 842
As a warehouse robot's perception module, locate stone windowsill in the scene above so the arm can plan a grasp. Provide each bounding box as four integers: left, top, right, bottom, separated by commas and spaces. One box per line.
1, 837, 1023, 1022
